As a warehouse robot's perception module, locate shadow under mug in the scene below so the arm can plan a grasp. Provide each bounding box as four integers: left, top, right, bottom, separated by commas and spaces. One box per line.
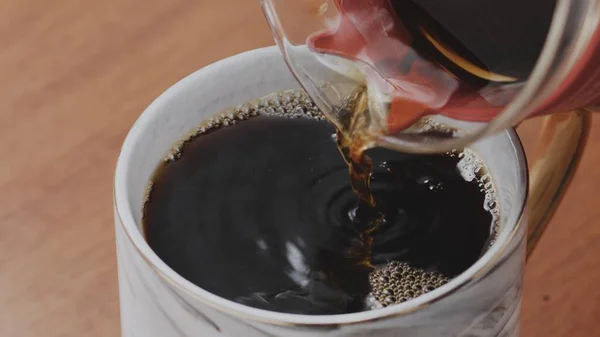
114, 46, 590, 337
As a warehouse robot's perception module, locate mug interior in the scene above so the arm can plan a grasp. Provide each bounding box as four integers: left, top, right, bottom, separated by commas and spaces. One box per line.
114, 46, 528, 325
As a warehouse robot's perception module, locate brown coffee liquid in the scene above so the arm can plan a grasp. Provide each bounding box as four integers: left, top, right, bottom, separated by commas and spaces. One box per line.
389, 0, 556, 81
143, 91, 497, 315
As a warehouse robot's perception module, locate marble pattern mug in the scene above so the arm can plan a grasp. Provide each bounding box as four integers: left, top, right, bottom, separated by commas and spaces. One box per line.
113, 46, 589, 337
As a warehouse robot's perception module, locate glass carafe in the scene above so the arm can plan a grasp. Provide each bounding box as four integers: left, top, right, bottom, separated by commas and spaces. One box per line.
260, 0, 599, 153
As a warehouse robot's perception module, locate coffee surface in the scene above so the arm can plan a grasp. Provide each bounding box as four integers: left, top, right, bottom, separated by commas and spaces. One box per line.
143, 92, 496, 314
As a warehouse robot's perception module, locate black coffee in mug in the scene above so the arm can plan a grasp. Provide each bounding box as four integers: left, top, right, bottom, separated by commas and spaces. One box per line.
142, 90, 498, 315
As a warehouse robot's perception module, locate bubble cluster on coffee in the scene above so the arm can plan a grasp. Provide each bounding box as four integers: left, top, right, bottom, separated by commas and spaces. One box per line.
455, 149, 501, 246
164, 90, 324, 162
159, 88, 500, 309
369, 261, 449, 306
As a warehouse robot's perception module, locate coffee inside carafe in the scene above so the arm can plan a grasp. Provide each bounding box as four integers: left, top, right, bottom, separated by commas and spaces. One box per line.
308, 0, 557, 130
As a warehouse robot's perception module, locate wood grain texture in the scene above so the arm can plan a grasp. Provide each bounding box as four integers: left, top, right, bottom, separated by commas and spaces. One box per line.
0, 1, 597, 336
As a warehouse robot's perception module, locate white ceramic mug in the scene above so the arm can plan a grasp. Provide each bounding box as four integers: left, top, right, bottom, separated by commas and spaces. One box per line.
113, 46, 587, 337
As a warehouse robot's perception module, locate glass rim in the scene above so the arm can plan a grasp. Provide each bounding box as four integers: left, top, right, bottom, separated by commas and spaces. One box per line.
114, 46, 530, 327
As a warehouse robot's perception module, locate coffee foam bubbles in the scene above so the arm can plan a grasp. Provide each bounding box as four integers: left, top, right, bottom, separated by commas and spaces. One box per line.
456, 149, 500, 245
369, 261, 450, 306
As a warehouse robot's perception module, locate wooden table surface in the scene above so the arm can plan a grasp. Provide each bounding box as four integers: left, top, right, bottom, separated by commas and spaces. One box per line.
0, 1, 598, 336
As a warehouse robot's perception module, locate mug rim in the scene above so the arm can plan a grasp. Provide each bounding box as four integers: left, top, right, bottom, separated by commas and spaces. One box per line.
114, 46, 529, 326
